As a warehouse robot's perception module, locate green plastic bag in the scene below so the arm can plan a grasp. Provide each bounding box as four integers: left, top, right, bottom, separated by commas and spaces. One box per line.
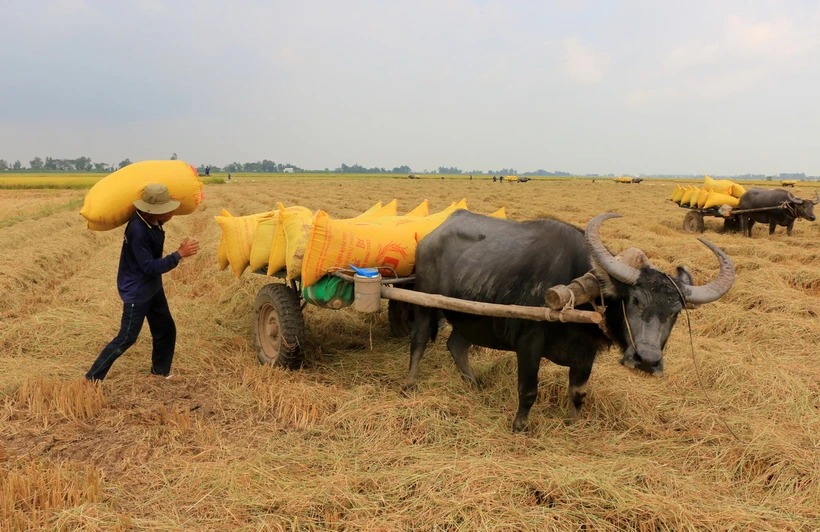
302, 275, 354, 309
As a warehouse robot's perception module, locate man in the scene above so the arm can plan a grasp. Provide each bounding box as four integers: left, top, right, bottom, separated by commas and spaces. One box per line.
85, 183, 199, 381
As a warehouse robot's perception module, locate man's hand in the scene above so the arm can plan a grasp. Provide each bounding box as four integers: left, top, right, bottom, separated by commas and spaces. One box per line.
178, 238, 200, 258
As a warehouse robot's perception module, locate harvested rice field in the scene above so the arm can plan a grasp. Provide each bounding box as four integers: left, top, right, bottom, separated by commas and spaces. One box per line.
1, 176, 818, 530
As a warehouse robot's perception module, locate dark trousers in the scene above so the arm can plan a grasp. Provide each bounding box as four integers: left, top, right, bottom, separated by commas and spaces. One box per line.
85, 290, 177, 381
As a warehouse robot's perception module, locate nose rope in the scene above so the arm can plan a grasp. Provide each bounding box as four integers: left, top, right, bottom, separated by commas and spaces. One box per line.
620, 300, 637, 353
663, 273, 745, 443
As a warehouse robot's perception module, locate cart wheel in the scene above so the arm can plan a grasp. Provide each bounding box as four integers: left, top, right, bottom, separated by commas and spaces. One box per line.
254, 283, 305, 369
388, 299, 414, 337
682, 211, 705, 233
723, 216, 741, 233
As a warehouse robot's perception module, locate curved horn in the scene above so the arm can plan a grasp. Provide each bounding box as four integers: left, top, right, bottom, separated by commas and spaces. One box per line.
786, 191, 804, 204
585, 213, 641, 286
813, 191, 819, 205
682, 238, 736, 305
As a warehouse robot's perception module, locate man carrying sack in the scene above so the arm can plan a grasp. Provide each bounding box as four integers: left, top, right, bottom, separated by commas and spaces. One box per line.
85, 183, 199, 381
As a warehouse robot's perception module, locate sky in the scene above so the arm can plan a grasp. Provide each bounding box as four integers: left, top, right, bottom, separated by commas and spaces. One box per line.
2, 0, 820, 176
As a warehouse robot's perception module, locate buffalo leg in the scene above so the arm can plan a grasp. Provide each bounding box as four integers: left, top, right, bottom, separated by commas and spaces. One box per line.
512, 350, 542, 432
567, 362, 593, 421
786, 220, 795, 235
769, 221, 777, 235
405, 306, 434, 390
446, 330, 476, 386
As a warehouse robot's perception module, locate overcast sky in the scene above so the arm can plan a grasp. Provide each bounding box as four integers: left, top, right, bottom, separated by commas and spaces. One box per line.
2, 1, 819, 175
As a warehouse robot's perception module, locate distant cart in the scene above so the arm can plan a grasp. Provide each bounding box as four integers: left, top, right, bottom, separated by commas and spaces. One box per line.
676, 202, 790, 233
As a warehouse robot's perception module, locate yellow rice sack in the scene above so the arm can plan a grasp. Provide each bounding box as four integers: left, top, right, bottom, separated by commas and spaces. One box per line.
217, 209, 232, 271
248, 217, 279, 273
283, 207, 317, 282
671, 185, 685, 203
703, 175, 734, 194
215, 211, 276, 278
696, 187, 710, 208
301, 205, 466, 287
80, 160, 204, 231
680, 186, 695, 206
405, 199, 429, 217
489, 206, 506, 219
267, 205, 313, 276
703, 191, 740, 209
731, 183, 746, 198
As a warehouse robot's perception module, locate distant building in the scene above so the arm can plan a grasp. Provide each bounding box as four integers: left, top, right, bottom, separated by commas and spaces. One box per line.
284, 167, 294, 173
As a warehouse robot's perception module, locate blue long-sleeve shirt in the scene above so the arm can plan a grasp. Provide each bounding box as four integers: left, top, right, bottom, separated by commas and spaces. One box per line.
117, 212, 181, 303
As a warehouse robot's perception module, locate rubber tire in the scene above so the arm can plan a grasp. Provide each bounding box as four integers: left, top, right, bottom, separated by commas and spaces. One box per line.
388, 299, 414, 337
254, 283, 305, 369
682, 211, 705, 233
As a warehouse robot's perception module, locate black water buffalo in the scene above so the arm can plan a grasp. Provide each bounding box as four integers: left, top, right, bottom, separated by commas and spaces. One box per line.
737, 188, 817, 237
406, 212, 735, 431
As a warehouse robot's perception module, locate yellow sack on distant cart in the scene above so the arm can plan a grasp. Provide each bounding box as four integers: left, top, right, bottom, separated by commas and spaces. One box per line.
703, 176, 735, 195
680, 186, 695, 206
217, 209, 232, 271
703, 191, 740, 209
81, 160, 204, 231
696, 187, 710, 208
215, 211, 276, 278
670, 185, 685, 203
731, 183, 746, 198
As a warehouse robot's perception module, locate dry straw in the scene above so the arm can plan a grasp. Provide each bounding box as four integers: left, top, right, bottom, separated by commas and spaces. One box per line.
1, 176, 818, 530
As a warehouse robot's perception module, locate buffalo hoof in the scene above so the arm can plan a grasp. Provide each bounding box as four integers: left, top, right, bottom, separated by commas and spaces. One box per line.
401, 382, 418, 395
512, 416, 529, 433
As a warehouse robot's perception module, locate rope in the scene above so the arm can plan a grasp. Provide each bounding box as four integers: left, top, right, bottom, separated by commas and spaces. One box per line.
664, 274, 746, 443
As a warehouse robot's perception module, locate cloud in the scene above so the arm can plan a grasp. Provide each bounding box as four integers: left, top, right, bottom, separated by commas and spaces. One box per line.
563, 38, 608, 84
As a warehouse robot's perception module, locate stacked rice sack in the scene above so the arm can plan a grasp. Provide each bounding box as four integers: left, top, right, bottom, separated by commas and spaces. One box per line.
668, 175, 746, 209
215, 199, 507, 287
80, 160, 205, 230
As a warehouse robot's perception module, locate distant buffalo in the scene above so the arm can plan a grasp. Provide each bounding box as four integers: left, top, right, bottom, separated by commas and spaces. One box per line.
737, 188, 818, 237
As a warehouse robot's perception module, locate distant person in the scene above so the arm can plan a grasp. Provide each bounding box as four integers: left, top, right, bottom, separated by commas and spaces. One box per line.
205, 165, 210, 176
469, 174, 473, 180
493, 176, 497, 182
500, 175, 504, 183
227, 172, 232, 182
85, 183, 200, 382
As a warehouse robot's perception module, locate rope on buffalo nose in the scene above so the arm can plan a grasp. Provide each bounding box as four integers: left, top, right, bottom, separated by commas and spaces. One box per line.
665, 273, 745, 444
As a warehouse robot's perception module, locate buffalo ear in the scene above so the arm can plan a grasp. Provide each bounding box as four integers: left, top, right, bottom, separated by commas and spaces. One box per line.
676, 265, 694, 286
676, 266, 699, 309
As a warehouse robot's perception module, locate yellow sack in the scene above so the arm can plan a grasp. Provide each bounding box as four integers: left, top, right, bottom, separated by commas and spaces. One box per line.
283, 207, 317, 282
215, 211, 276, 278
81, 160, 204, 231
248, 217, 279, 273
696, 187, 710, 208
731, 183, 746, 198
680, 186, 696, 206
301, 204, 466, 288
670, 185, 685, 203
703, 191, 740, 209
405, 199, 429, 217
489, 206, 506, 219
703, 176, 735, 194
217, 209, 232, 271
352, 201, 382, 219
267, 205, 313, 276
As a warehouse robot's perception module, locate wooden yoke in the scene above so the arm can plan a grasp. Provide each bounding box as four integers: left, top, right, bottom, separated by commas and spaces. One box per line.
545, 271, 600, 310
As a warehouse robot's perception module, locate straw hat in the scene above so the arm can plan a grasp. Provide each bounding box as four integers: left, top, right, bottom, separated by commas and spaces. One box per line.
133, 183, 180, 215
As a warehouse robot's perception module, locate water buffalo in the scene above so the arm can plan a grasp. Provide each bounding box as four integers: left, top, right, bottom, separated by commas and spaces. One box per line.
406, 212, 735, 431
737, 188, 817, 237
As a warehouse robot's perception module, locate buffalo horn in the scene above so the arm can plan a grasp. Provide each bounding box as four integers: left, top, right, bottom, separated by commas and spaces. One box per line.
682, 238, 736, 305
585, 213, 640, 286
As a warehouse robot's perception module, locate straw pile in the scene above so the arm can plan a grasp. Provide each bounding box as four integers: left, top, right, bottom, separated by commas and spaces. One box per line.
0, 176, 818, 530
